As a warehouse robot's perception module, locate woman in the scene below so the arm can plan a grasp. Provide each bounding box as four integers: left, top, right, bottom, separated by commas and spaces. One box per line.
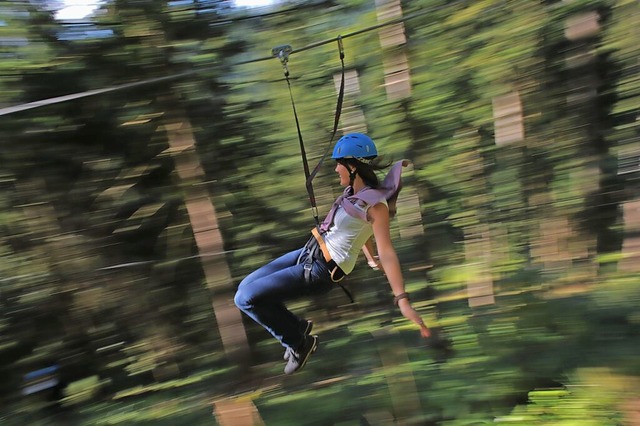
234, 133, 430, 375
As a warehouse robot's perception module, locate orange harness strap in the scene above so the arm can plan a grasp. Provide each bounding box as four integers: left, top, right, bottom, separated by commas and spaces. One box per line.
310, 227, 345, 283
311, 227, 332, 262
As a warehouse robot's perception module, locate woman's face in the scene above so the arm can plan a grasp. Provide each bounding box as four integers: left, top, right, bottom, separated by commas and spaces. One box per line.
335, 161, 352, 186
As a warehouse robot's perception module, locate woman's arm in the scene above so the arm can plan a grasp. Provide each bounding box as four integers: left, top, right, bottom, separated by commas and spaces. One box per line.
369, 203, 431, 338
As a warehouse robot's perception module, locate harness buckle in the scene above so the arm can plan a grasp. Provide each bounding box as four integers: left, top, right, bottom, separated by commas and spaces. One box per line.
303, 254, 313, 283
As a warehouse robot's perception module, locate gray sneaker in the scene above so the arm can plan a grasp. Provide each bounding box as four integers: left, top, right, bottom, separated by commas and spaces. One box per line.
284, 320, 313, 361
284, 334, 318, 375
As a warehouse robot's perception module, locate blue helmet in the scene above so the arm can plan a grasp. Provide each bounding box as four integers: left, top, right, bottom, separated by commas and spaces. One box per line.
331, 133, 378, 163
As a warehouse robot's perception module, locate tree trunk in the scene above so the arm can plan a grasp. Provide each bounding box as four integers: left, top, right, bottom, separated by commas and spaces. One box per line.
163, 107, 250, 363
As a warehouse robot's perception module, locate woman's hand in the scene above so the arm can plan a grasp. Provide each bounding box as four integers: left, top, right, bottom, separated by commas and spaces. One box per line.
368, 256, 382, 271
398, 298, 431, 338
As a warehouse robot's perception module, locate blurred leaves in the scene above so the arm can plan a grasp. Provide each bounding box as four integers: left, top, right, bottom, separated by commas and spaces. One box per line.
0, 0, 638, 424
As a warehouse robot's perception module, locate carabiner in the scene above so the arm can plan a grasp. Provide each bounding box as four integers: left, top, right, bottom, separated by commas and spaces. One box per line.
272, 44, 293, 76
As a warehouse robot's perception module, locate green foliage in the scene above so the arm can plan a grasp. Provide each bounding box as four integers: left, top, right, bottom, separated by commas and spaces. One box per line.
62, 376, 107, 407
500, 368, 636, 424
0, 0, 638, 424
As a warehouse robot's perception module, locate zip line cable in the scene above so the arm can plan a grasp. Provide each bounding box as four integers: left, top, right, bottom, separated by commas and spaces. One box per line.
0, 72, 198, 117
0, 5, 446, 117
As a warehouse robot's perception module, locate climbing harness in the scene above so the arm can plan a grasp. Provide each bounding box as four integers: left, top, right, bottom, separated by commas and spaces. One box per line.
274, 38, 354, 303
298, 230, 354, 304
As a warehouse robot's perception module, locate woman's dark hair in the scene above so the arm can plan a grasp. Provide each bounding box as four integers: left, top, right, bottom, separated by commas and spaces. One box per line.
339, 157, 390, 189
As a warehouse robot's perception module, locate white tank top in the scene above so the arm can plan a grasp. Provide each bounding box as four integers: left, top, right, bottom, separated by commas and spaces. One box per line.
323, 199, 387, 274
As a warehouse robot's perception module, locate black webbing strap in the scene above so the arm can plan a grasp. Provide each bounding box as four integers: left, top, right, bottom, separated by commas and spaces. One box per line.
274, 37, 346, 225
306, 36, 346, 197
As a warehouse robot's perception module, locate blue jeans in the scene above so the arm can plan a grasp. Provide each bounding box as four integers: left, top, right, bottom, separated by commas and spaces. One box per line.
234, 248, 334, 350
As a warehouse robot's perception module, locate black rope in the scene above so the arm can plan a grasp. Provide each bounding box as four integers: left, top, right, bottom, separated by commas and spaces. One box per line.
281, 52, 320, 225
306, 36, 345, 192
275, 37, 345, 225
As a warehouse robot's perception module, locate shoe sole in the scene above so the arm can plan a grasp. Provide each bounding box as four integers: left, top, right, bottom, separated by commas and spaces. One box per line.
284, 335, 318, 375
303, 320, 313, 335
295, 335, 318, 372
284, 321, 314, 361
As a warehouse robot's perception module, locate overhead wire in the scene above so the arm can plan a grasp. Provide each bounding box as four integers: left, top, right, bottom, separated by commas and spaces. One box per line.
0, 4, 446, 117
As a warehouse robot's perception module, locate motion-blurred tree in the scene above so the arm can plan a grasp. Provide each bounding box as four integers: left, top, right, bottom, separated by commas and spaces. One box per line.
0, 0, 252, 414
1, 0, 638, 424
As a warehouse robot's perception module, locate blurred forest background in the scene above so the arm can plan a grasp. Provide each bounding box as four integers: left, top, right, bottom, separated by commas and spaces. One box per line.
0, 0, 638, 424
